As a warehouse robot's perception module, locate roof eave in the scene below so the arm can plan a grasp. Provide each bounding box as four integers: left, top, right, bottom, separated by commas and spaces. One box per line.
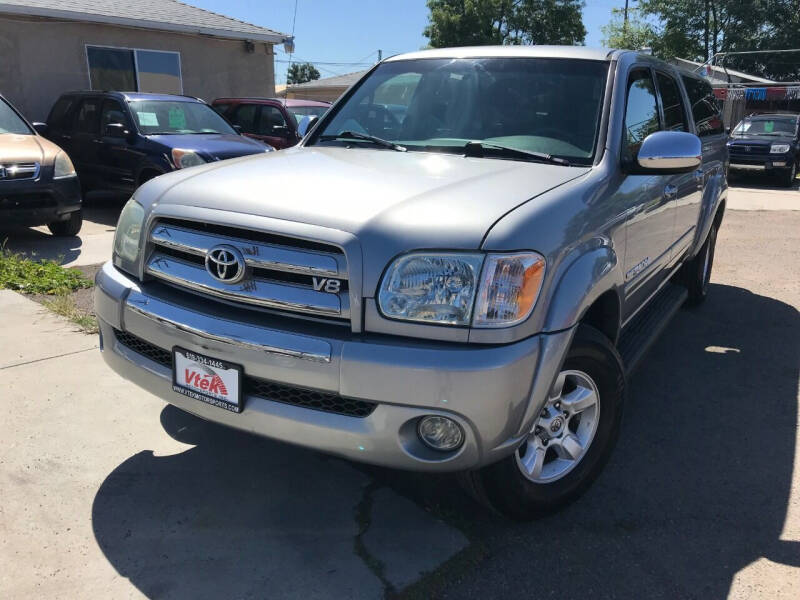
0, 4, 290, 43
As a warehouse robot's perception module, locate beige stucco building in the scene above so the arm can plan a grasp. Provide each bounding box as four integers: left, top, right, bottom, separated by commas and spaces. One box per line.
0, 0, 290, 121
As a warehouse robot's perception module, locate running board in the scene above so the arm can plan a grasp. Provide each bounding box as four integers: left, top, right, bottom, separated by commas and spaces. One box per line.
617, 283, 688, 374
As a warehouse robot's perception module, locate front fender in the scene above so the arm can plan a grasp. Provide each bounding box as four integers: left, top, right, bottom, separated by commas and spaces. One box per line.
691, 169, 726, 258
542, 243, 623, 334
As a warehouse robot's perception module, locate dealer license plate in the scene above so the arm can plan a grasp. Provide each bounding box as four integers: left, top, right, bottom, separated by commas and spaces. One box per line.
172, 347, 243, 413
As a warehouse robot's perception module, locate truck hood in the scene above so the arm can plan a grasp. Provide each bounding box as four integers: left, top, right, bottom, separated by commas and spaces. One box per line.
146, 133, 269, 160
152, 146, 589, 251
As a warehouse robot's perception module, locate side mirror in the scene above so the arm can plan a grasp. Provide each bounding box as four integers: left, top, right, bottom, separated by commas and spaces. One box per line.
32, 122, 48, 136
296, 115, 318, 138
633, 131, 702, 174
104, 122, 129, 139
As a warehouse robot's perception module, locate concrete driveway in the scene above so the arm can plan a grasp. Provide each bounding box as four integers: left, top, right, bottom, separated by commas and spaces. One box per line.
1, 195, 798, 599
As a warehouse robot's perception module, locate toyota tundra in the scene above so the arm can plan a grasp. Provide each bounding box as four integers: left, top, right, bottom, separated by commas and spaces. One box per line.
94, 47, 727, 519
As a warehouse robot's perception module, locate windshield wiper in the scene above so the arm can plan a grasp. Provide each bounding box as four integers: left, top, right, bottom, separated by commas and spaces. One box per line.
318, 130, 407, 152
463, 141, 570, 166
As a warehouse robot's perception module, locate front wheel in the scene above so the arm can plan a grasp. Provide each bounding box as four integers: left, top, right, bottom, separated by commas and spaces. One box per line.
680, 221, 718, 306
47, 209, 82, 236
468, 325, 625, 520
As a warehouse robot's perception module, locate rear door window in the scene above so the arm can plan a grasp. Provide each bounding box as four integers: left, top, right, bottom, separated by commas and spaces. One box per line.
623, 69, 660, 160
655, 72, 688, 132
74, 98, 101, 134
681, 76, 724, 136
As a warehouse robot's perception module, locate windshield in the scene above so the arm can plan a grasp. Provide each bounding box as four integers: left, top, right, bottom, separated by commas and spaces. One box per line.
287, 105, 329, 125
312, 58, 608, 163
0, 98, 32, 135
733, 117, 797, 137
129, 100, 237, 135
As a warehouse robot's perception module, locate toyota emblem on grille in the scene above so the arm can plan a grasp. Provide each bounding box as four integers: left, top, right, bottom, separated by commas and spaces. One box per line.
205, 244, 246, 284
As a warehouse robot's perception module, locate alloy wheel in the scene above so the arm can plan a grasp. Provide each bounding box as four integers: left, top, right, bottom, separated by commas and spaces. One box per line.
515, 369, 601, 483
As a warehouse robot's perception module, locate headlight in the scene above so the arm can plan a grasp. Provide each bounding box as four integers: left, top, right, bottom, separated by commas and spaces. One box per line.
378, 251, 546, 327
53, 151, 76, 179
113, 199, 145, 275
171, 148, 207, 169
770, 144, 791, 154
378, 253, 483, 325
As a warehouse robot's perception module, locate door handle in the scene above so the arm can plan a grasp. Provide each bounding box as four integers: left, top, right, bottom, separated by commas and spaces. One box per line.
664, 184, 678, 199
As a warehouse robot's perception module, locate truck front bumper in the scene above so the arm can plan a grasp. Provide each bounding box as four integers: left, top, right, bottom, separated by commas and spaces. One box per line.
95, 262, 573, 472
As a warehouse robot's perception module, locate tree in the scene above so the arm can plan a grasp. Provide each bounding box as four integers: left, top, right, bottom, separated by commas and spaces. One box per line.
605, 0, 800, 80
423, 0, 586, 48
287, 62, 321, 85
601, 7, 657, 51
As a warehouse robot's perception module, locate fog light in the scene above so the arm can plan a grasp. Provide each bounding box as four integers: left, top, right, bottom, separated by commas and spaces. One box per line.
417, 416, 464, 451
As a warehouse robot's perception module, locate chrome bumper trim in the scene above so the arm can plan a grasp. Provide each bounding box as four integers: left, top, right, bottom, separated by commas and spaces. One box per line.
125, 289, 333, 363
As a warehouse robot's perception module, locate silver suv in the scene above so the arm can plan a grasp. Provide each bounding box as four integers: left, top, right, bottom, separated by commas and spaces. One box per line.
95, 46, 727, 519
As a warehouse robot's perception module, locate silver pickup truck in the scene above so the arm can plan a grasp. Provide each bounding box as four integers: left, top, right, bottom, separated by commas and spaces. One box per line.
95, 46, 727, 519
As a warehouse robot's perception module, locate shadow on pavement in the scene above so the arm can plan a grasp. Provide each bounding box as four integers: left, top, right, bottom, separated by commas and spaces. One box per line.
91, 407, 384, 599
90, 283, 799, 599
386, 284, 800, 599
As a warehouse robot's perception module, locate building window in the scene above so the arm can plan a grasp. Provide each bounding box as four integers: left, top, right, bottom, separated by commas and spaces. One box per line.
87, 46, 182, 94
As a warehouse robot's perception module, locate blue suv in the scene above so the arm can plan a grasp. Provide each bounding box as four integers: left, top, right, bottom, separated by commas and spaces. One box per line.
36, 92, 271, 194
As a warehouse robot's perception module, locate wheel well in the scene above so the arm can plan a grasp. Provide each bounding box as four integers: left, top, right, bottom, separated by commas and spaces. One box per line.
580, 290, 621, 344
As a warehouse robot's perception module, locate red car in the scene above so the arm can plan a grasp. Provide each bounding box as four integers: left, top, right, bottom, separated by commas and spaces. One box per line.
212, 98, 330, 149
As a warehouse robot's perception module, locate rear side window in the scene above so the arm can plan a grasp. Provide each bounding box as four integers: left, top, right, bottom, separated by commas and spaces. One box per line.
48, 96, 75, 130
655, 72, 688, 132
74, 98, 101, 134
682, 76, 724, 136
623, 69, 660, 160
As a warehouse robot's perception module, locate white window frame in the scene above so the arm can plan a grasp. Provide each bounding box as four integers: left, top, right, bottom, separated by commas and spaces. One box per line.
85, 44, 183, 94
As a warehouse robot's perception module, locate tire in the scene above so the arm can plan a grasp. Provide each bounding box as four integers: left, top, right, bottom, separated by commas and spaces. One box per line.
47, 209, 83, 237
466, 325, 625, 520
680, 220, 718, 306
781, 161, 797, 188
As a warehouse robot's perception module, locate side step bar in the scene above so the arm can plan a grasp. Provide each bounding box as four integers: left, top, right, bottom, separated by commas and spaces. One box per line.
617, 283, 688, 374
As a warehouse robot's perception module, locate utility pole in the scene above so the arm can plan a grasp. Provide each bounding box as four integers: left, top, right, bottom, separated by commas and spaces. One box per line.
378, 49, 382, 62
623, 0, 629, 35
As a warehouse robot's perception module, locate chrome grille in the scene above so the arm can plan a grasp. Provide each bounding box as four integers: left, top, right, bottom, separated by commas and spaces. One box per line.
0, 162, 39, 181
146, 219, 350, 321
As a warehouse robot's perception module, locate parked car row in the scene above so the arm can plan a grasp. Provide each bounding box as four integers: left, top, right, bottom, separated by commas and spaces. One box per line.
1, 91, 331, 236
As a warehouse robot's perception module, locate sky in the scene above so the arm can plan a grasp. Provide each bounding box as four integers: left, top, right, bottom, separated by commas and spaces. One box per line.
190, 0, 628, 85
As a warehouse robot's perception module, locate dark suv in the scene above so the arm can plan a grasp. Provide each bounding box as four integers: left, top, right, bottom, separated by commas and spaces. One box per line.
727, 113, 799, 186
212, 98, 330, 149
36, 92, 271, 194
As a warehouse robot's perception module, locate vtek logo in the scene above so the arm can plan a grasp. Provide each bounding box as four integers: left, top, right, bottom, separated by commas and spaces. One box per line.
184, 368, 228, 395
